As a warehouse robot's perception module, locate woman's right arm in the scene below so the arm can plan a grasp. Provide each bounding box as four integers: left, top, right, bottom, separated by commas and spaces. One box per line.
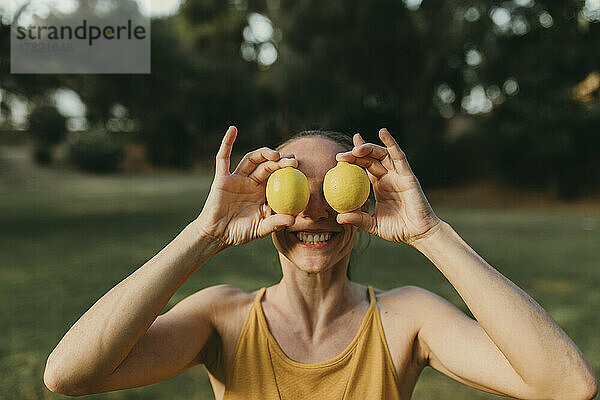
44, 220, 225, 395
44, 126, 297, 395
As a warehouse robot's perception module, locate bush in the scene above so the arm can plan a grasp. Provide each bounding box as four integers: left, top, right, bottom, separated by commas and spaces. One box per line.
28, 105, 67, 166
67, 130, 124, 173
28, 106, 66, 145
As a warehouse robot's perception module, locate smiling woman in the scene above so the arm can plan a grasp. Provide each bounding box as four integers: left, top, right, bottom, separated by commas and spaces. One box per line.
274, 129, 374, 280
43, 126, 597, 399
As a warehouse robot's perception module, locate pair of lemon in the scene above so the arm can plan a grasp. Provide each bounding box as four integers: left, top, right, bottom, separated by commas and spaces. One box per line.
266, 162, 370, 215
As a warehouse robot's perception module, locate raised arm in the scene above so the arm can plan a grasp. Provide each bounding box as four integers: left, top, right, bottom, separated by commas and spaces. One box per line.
408, 223, 597, 399
44, 126, 298, 395
43, 220, 224, 395
336, 128, 597, 399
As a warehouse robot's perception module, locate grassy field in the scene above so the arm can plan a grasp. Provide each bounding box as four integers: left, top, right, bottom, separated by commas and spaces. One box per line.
1, 147, 599, 399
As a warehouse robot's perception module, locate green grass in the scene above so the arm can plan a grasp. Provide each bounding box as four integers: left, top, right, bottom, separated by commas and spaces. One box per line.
1, 163, 599, 399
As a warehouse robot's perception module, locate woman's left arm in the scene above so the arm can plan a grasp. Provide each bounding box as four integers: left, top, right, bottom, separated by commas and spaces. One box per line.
411, 221, 597, 399
336, 128, 597, 400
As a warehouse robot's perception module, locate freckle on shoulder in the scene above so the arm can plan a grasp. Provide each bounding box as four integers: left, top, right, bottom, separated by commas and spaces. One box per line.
375, 285, 434, 311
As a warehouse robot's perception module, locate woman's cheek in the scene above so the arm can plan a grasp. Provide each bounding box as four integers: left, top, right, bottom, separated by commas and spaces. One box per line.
272, 230, 292, 254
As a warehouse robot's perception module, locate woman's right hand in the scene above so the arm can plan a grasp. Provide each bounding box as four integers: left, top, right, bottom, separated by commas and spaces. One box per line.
195, 126, 298, 248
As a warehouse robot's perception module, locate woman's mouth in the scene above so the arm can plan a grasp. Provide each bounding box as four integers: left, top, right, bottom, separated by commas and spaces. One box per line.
292, 231, 339, 248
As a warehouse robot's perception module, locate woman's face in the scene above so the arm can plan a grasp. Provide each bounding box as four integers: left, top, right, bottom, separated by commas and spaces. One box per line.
271, 136, 359, 274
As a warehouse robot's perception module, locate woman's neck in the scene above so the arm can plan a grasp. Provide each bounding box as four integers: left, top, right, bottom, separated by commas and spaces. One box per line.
270, 261, 364, 338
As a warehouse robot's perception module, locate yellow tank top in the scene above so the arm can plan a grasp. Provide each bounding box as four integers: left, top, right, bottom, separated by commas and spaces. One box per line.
223, 286, 402, 400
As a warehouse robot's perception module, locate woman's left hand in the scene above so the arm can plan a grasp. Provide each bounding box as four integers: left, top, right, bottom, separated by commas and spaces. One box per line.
335, 128, 442, 246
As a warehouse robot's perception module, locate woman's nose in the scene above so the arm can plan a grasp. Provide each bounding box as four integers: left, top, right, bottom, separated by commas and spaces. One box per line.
299, 187, 331, 221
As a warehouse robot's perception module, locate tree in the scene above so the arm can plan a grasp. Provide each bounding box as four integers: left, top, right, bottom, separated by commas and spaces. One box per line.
2, 0, 599, 196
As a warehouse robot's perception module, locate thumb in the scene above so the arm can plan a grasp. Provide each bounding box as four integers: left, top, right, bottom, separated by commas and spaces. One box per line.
336, 211, 375, 234
258, 214, 295, 237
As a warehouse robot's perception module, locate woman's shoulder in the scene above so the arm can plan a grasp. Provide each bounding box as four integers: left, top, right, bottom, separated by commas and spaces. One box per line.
353, 282, 427, 298
196, 283, 260, 304
360, 283, 437, 312
191, 284, 261, 335
187, 284, 257, 318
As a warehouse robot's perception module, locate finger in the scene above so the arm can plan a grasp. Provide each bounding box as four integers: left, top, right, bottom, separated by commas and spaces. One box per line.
216, 126, 237, 176
336, 211, 376, 235
258, 214, 295, 237
353, 133, 366, 146
353, 143, 388, 160
354, 133, 393, 170
378, 128, 412, 173
334, 153, 387, 179
248, 157, 298, 185
355, 143, 396, 170
338, 142, 395, 171
233, 147, 281, 176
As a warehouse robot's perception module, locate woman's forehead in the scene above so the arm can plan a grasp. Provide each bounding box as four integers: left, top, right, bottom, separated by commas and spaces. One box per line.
279, 136, 345, 157
279, 136, 345, 176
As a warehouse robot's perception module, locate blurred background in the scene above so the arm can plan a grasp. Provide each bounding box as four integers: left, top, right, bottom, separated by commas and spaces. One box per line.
1, 0, 598, 399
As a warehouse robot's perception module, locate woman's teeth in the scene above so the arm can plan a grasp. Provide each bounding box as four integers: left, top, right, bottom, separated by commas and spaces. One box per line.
295, 232, 334, 244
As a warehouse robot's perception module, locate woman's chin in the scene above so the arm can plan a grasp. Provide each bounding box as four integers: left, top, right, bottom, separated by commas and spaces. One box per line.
290, 257, 341, 275
297, 266, 329, 275
289, 261, 322, 274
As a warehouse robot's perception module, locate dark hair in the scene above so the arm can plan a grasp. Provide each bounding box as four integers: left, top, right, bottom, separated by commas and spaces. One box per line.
275, 130, 354, 153
275, 130, 373, 280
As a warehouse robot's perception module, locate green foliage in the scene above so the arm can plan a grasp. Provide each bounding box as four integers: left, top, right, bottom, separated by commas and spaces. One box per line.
144, 114, 194, 168
469, 1, 600, 199
67, 130, 124, 173
1, 1, 600, 195
483, 97, 600, 199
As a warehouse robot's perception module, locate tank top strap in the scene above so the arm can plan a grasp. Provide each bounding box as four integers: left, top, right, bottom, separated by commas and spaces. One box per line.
367, 285, 375, 306
254, 287, 267, 304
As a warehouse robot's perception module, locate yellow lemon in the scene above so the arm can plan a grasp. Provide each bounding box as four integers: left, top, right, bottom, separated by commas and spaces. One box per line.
323, 162, 370, 213
266, 167, 310, 215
